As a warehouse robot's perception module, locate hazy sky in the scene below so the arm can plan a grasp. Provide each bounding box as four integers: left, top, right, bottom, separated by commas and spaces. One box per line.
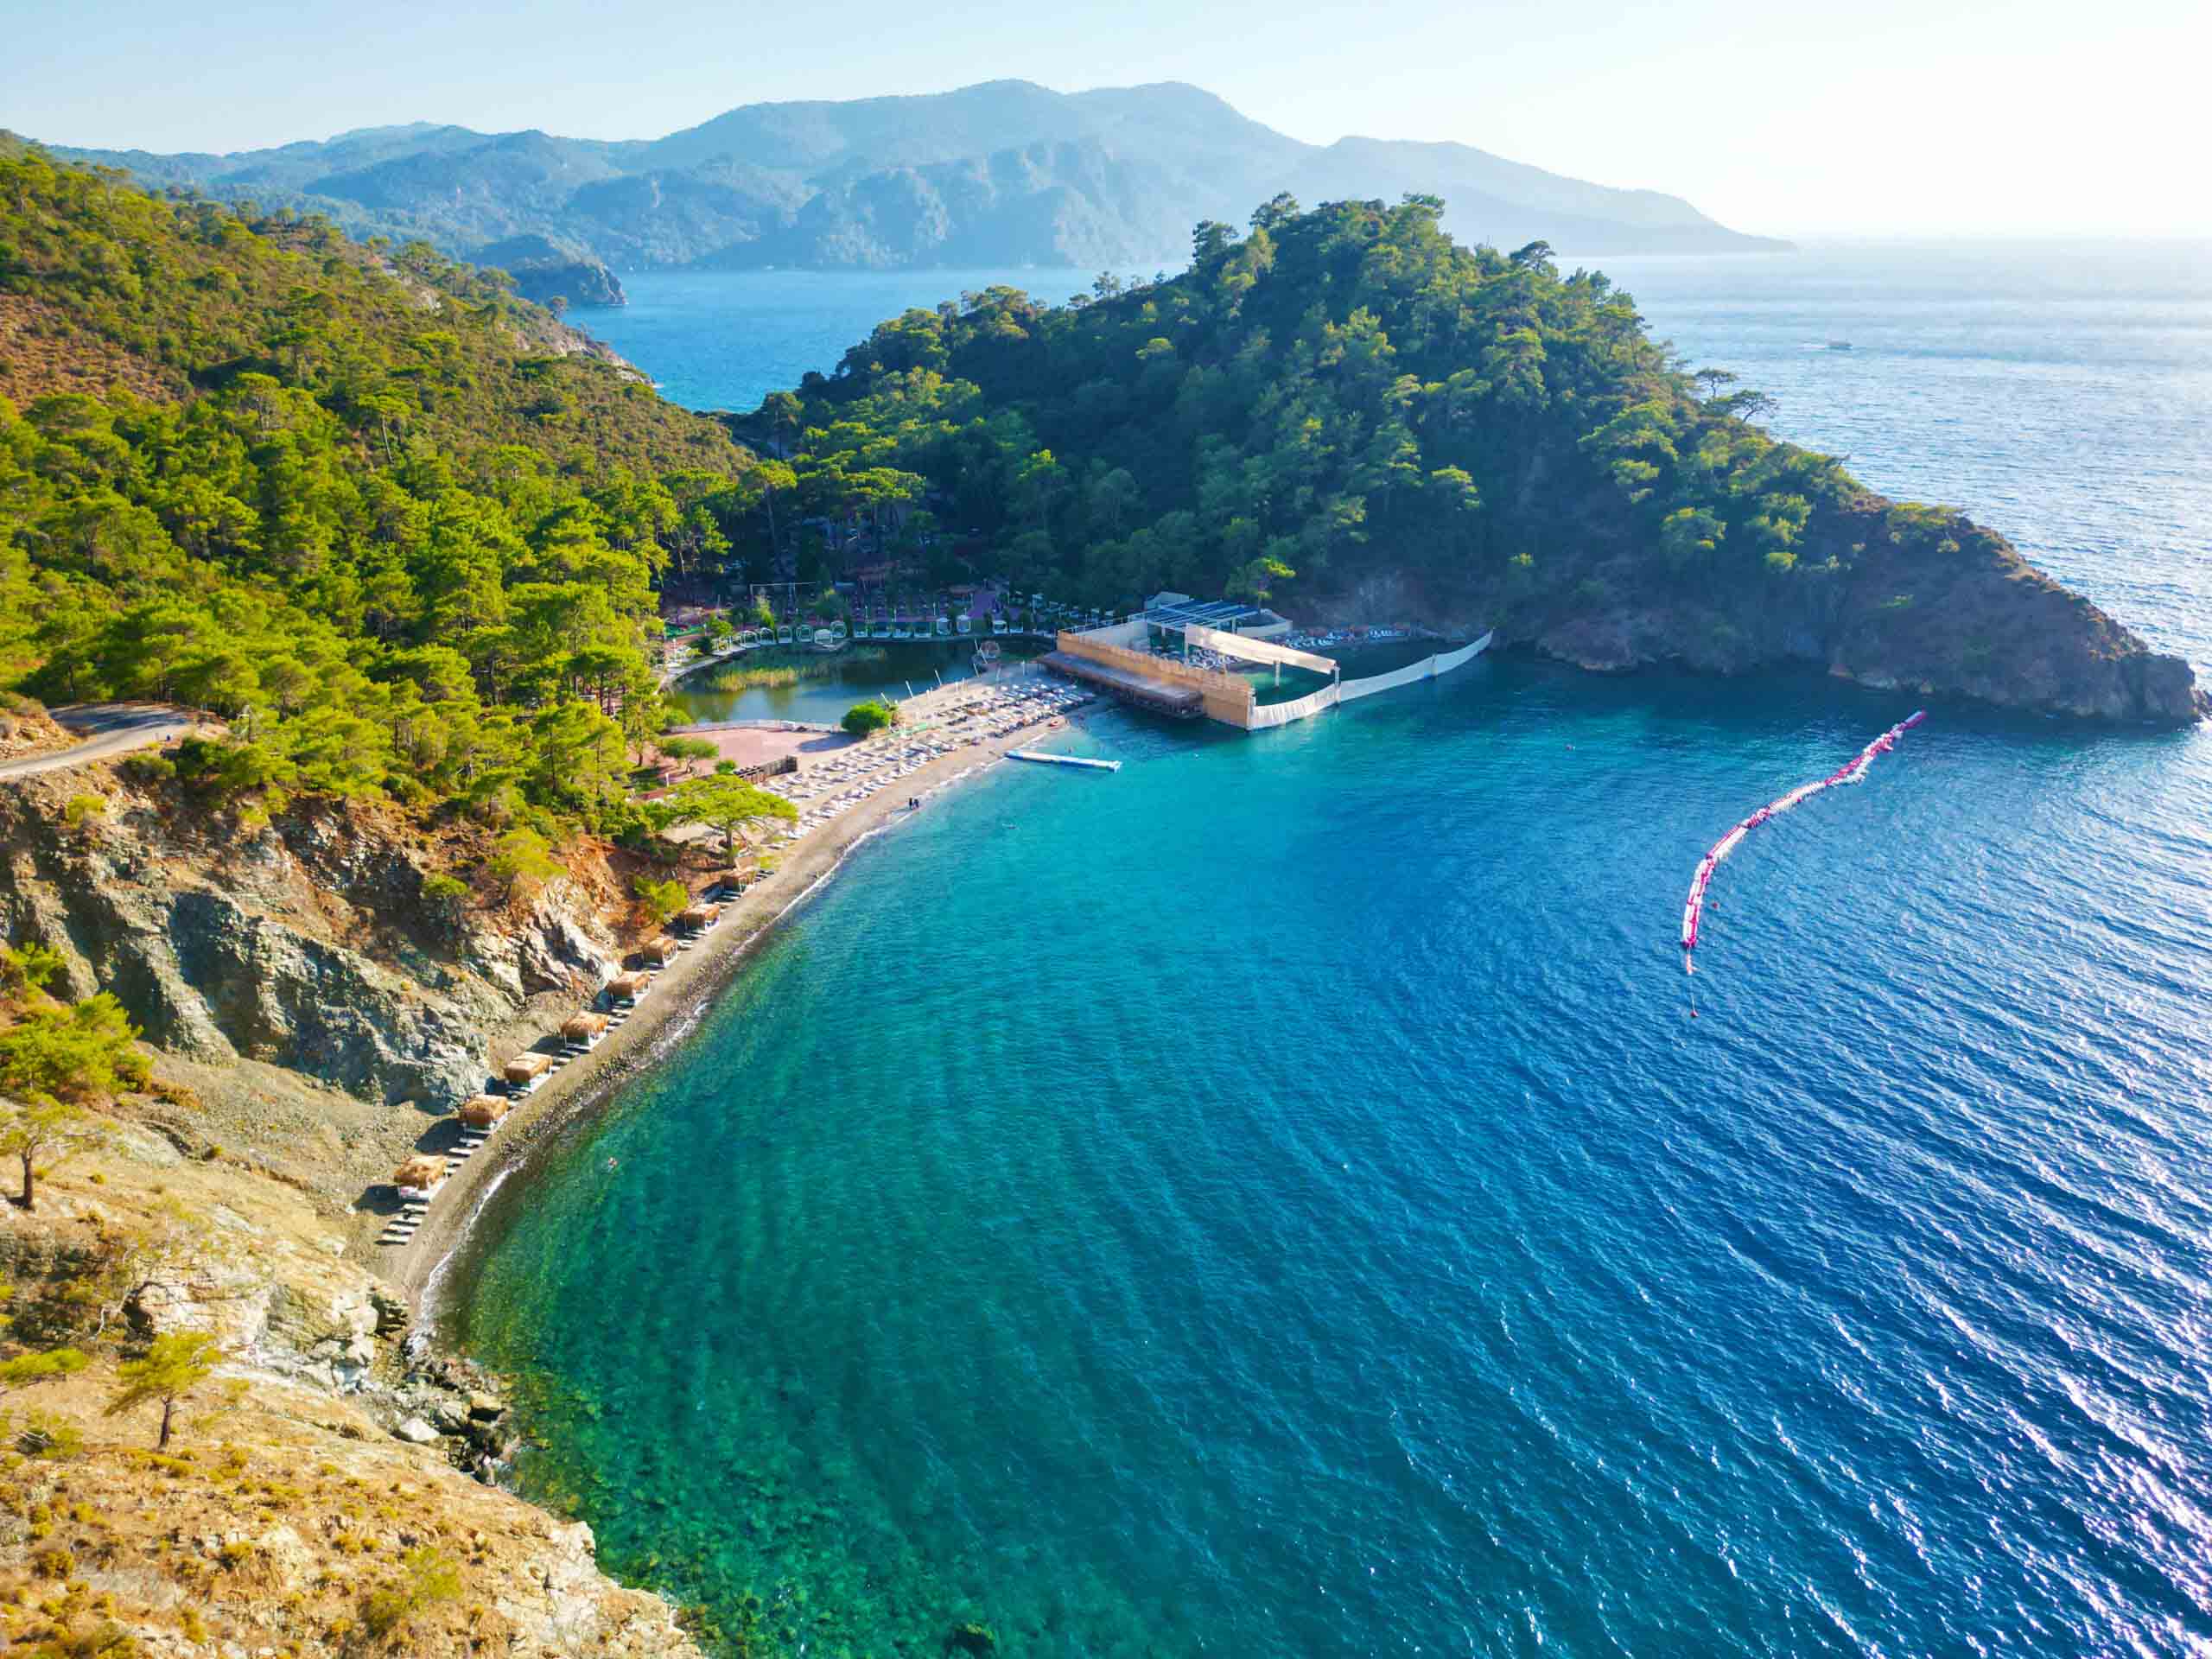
5, 0, 2205, 238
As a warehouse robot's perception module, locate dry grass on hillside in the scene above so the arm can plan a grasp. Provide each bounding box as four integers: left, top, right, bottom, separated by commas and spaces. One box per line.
0, 1087, 704, 1657
0, 292, 175, 407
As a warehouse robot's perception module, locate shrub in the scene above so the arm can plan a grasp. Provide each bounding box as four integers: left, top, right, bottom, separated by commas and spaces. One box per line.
632, 875, 685, 926
0, 1348, 91, 1388
486, 828, 561, 903
118, 752, 175, 784
61, 794, 105, 830
0, 942, 67, 1001
842, 699, 896, 737
419, 873, 468, 920
18, 1414, 82, 1460
360, 1545, 461, 1639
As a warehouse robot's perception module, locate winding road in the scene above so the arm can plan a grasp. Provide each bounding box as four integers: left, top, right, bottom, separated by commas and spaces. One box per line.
0, 703, 207, 782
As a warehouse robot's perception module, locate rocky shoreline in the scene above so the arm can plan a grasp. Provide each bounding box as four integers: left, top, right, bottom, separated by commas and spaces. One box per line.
0, 686, 1072, 1654
1306, 509, 2208, 728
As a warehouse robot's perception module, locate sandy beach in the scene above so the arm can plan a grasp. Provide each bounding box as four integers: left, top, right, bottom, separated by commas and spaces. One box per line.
385, 685, 1085, 1310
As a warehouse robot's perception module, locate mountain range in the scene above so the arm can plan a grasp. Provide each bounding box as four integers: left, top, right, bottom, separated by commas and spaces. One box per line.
30, 80, 1787, 302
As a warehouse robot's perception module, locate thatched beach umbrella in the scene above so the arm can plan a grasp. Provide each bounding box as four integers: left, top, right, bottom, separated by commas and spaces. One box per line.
458, 1095, 511, 1130
394, 1154, 446, 1193
503, 1052, 552, 1090
563, 1011, 609, 1048
644, 935, 677, 966
607, 972, 649, 1004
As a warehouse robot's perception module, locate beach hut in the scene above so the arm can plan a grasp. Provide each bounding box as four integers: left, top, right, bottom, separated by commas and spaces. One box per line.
712, 864, 753, 897
503, 1052, 553, 1094
643, 934, 678, 967
607, 971, 650, 1007
458, 1094, 512, 1131
562, 1011, 609, 1052
394, 1154, 447, 1201
677, 902, 721, 933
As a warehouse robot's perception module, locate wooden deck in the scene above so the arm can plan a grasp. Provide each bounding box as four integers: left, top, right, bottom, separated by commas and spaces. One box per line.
1039, 652, 1205, 718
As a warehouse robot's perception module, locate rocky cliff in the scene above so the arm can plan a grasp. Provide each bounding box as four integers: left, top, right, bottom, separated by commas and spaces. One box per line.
0, 1111, 704, 1656
0, 772, 620, 1109
1529, 500, 2206, 722
1325, 499, 2205, 724
479, 233, 628, 309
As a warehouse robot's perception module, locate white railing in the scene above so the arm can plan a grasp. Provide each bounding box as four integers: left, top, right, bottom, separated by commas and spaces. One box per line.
1246, 631, 1493, 729
1246, 685, 1341, 728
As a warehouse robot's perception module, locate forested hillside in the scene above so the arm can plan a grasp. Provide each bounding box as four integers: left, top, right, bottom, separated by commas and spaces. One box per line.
766, 196, 2202, 721
0, 151, 775, 827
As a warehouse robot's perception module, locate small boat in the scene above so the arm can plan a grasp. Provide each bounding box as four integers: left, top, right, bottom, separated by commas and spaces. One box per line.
1826, 340, 1853, 352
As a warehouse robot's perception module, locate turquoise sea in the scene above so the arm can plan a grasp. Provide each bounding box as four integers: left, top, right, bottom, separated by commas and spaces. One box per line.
457, 244, 2212, 1656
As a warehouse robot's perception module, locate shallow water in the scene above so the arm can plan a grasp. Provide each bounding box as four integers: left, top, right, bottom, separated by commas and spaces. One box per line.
462, 243, 2212, 1657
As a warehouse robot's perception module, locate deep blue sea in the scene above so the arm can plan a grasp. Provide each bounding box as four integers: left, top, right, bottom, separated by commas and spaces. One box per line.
459, 244, 2212, 1657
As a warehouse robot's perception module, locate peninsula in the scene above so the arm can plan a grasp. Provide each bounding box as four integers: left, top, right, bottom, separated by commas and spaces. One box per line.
758, 196, 2202, 724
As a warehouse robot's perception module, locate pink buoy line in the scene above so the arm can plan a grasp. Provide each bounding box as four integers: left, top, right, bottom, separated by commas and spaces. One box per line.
1681, 711, 1926, 1001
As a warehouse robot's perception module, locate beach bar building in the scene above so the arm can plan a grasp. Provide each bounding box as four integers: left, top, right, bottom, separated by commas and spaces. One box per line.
1045, 602, 1491, 733
607, 971, 650, 1007
503, 1052, 553, 1095
394, 1154, 447, 1201
562, 1011, 609, 1052
458, 1094, 512, 1131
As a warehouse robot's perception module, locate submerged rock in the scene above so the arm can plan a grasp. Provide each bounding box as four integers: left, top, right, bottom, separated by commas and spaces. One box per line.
946, 1621, 998, 1654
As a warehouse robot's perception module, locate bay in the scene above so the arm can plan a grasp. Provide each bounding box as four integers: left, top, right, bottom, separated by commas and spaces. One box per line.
461, 242, 2212, 1657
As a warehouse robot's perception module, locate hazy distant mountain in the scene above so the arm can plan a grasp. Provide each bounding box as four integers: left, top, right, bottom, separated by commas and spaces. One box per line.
34, 80, 1785, 300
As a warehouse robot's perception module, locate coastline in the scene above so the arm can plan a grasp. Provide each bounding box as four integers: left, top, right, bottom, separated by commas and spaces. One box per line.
385, 705, 1065, 1317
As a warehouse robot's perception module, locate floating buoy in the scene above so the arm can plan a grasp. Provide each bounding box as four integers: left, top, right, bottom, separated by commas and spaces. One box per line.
1681, 711, 1925, 977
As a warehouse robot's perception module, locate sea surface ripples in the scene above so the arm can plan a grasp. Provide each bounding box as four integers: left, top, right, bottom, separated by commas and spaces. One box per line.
460, 242, 2212, 1657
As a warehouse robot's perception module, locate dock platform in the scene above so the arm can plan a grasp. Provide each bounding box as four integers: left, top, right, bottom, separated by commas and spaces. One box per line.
1040, 650, 1205, 718
1010, 750, 1122, 772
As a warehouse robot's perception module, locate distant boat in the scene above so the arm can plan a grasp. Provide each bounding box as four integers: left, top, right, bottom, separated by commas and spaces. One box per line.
1827, 340, 1853, 351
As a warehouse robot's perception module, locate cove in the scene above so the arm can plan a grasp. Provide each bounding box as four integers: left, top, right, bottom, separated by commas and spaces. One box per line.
454, 241, 2212, 1657
455, 652, 2212, 1656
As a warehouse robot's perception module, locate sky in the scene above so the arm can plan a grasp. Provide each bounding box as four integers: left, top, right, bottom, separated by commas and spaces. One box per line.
3, 0, 2206, 238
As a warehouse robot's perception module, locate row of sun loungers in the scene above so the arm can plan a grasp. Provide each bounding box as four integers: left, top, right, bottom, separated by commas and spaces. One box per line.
766, 683, 1096, 837
376, 898, 743, 1246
